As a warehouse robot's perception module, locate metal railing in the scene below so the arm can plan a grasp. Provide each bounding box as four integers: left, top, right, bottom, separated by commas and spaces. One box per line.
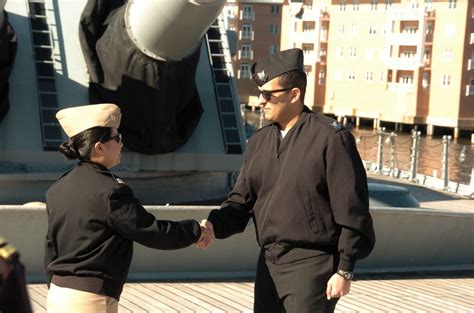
356, 128, 473, 197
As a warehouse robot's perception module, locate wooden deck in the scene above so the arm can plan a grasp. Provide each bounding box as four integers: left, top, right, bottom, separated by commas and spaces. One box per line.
28, 272, 474, 312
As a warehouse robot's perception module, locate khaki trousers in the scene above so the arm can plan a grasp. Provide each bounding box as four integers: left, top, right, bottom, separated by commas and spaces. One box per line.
47, 283, 118, 313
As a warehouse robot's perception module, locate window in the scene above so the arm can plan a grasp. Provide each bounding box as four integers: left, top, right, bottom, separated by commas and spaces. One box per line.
423, 49, 431, 63
242, 5, 254, 19
403, 26, 417, 34
337, 24, 345, 35
271, 4, 280, 15
380, 72, 385, 82
371, 0, 377, 11
340, 0, 346, 11
319, 70, 326, 85
468, 79, 474, 95
351, 24, 358, 35
241, 24, 253, 39
400, 76, 413, 84
445, 24, 455, 37
401, 51, 415, 59
448, 0, 456, 9
304, 65, 312, 75
270, 24, 279, 35
470, 33, 474, 45
444, 49, 453, 62
269, 44, 279, 55
240, 44, 252, 59
336, 47, 343, 58
302, 43, 314, 54
320, 48, 327, 57
349, 47, 357, 58
303, 22, 315, 32
239, 64, 250, 79
348, 70, 356, 80
352, 0, 359, 11
384, 0, 392, 10
442, 74, 451, 86
366, 48, 375, 59
426, 24, 433, 35
366, 71, 373, 81
422, 72, 430, 89
369, 25, 377, 35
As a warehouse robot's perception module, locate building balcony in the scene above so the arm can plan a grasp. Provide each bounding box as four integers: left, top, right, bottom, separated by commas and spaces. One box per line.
239, 31, 254, 41
386, 57, 420, 70
468, 59, 474, 71
466, 85, 474, 96
239, 10, 255, 20
387, 7, 425, 21
302, 7, 321, 20
387, 82, 415, 93
388, 32, 421, 46
238, 50, 253, 60
303, 52, 318, 64
293, 31, 318, 44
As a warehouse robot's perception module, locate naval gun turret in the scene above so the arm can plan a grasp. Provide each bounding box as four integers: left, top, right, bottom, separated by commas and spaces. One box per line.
80, 0, 226, 154
0, 0, 245, 204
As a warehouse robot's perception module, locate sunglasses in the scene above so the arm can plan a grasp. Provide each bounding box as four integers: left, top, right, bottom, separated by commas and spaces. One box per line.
256, 87, 293, 101
102, 133, 122, 144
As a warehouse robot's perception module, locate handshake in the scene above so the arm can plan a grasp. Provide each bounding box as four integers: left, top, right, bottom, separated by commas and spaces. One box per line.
196, 219, 215, 249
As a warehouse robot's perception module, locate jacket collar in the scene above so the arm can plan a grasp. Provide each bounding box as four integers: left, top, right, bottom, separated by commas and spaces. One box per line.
78, 160, 110, 173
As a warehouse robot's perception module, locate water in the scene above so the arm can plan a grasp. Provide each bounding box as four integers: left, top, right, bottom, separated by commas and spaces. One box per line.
243, 110, 473, 185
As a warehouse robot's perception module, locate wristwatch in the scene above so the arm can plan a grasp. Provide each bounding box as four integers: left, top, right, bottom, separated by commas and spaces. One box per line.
336, 269, 354, 281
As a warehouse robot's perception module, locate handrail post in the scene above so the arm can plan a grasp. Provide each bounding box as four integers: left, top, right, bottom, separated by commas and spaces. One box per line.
376, 127, 386, 173
409, 130, 420, 182
469, 168, 474, 197
388, 132, 397, 177
442, 135, 451, 190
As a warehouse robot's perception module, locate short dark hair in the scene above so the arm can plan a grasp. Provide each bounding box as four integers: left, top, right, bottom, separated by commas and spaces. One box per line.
278, 70, 307, 102
59, 127, 112, 160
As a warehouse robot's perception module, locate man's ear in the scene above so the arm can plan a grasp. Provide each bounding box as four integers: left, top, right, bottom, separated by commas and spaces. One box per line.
290, 87, 301, 103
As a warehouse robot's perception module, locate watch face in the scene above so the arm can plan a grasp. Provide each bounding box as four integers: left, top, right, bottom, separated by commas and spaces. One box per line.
338, 270, 353, 280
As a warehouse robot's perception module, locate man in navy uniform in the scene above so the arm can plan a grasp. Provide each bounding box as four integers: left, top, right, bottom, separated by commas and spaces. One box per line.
197, 49, 375, 312
0, 238, 32, 313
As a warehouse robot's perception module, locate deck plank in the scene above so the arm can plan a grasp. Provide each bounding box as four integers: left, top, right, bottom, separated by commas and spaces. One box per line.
27, 275, 474, 312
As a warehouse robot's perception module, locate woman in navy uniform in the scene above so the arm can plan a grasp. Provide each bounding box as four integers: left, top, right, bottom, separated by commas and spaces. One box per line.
44, 103, 204, 312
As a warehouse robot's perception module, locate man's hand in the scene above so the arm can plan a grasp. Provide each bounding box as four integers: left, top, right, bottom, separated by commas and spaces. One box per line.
196, 219, 215, 249
326, 273, 351, 300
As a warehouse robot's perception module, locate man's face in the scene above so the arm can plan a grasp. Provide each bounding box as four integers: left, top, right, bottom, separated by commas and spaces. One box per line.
257, 77, 294, 124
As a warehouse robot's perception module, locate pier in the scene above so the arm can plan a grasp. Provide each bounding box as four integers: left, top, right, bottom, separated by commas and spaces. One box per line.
23, 173, 473, 312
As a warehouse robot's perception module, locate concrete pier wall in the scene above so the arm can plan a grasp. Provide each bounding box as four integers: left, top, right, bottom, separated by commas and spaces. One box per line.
0, 205, 472, 282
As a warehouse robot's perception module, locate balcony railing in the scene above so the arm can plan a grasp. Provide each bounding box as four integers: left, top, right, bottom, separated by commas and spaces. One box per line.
238, 50, 254, 60
387, 7, 426, 20
386, 57, 420, 70
388, 33, 421, 45
239, 10, 255, 20
468, 59, 474, 71
466, 85, 474, 96
239, 30, 254, 40
387, 82, 414, 92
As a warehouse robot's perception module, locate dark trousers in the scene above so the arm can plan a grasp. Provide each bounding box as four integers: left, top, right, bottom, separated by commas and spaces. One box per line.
254, 247, 339, 313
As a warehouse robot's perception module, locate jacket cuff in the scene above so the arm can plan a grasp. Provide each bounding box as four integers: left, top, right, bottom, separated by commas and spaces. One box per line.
207, 210, 221, 237
189, 219, 202, 242
338, 256, 355, 271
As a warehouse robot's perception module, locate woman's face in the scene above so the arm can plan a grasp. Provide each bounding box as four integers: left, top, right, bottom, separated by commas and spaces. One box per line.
100, 128, 123, 169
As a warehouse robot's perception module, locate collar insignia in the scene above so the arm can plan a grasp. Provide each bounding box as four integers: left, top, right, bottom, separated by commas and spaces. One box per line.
257, 70, 268, 82
115, 178, 125, 185
331, 121, 341, 130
